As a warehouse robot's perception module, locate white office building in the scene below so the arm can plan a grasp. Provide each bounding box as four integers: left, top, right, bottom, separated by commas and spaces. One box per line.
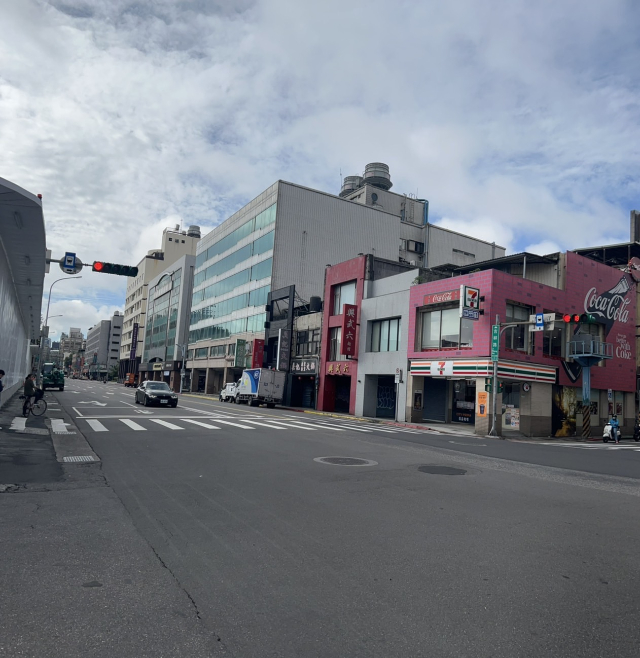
86, 311, 123, 378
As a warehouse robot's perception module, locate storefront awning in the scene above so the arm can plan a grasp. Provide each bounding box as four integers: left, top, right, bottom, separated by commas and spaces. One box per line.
410, 359, 556, 383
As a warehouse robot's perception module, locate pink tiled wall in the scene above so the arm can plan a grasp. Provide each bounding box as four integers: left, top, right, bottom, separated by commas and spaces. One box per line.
408, 253, 636, 392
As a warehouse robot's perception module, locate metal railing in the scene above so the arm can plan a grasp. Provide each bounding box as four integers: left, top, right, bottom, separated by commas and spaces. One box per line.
568, 340, 613, 359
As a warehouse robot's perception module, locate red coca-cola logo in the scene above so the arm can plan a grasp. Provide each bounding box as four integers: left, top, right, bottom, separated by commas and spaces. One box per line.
584, 277, 631, 330
424, 289, 460, 306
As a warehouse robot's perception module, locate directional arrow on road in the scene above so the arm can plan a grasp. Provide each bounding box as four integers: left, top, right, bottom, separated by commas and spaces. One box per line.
77, 401, 108, 406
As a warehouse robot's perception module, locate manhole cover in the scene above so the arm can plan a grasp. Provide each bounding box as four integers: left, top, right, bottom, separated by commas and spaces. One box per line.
418, 465, 466, 476
314, 457, 378, 467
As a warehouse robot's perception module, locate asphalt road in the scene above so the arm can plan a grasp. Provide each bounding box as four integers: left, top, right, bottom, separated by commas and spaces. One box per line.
58, 379, 640, 657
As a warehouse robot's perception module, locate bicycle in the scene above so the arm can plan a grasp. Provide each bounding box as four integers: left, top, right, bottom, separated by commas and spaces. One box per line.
20, 390, 47, 417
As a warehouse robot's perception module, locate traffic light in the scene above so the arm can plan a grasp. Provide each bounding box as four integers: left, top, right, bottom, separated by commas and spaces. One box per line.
497, 381, 504, 394
92, 261, 139, 277
563, 313, 581, 323
580, 313, 597, 324
485, 377, 492, 393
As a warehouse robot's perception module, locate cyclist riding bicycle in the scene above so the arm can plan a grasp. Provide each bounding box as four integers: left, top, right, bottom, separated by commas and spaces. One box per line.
22, 374, 39, 417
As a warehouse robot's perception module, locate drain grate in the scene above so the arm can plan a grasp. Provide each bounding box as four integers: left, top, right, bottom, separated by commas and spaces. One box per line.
314, 456, 378, 467
63, 456, 96, 463
418, 465, 466, 476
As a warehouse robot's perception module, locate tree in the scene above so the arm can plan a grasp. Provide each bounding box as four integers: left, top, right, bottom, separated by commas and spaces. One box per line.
109, 365, 119, 381
64, 355, 73, 367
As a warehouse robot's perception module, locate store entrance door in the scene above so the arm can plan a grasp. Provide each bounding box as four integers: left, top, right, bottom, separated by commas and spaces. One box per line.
452, 380, 476, 425
334, 377, 351, 413
423, 378, 447, 422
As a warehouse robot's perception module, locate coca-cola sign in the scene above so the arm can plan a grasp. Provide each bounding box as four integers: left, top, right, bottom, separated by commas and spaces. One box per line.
424, 289, 460, 306
584, 276, 631, 336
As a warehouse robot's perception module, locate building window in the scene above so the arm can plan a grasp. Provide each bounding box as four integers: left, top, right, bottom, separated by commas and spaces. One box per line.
210, 345, 225, 357
296, 329, 320, 356
328, 327, 347, 361
543, 318, 564, 357
419, 307, 474, 350
370, 318, 400, 352
332, 280, 356, 315
504, 303, 533, 353
195, 348, 208, 359
227, 343, 236, 356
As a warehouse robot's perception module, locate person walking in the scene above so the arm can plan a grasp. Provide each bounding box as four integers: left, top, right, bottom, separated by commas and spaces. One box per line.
610, 414, 621, 444
23, 374, 37, 417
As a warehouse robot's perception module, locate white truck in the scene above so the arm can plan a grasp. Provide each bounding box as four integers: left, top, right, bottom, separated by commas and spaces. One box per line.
236, 368, 286, 408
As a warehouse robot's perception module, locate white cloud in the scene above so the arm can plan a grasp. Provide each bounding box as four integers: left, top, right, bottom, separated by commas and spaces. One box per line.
2, 0, 640, 333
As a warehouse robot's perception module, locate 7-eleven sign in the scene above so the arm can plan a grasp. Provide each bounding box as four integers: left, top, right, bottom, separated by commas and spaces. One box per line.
460, 285, 480, 316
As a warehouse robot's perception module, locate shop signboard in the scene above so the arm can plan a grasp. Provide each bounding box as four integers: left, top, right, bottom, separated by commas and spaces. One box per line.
251, 339, 265, 368
477, 391, 488, 417
453, 400, 474, 423
291, 359, 317, 374
130, 322, 139, 361
277, 330, 291, 371
341, 304, 357, 356
424, 289, 460, 306
235, 339, 247, 368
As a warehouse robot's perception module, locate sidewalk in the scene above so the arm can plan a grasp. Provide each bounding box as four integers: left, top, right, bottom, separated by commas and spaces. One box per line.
0, 391, 223, 658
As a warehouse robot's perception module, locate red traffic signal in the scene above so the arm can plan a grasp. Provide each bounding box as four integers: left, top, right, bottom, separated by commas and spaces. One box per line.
562, 313, 580, 323
92, 261, 138, 277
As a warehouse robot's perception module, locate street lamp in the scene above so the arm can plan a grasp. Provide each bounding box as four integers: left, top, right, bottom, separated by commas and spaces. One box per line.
38, 276, 81, 384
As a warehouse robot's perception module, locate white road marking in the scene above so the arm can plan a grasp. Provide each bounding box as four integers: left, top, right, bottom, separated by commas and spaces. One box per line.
10, 417, 26, 431
315, 421, 367, 432
86, 419, 109, 432
50, 418, 69, 433
150, 419, 184, 430
242, 419, 292, 430
180, 419, 221, 429
212, 419, 255, 430
120, 419, 147, 431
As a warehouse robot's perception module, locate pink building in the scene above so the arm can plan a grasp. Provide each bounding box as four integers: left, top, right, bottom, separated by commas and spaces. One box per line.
407, 252, 636, 437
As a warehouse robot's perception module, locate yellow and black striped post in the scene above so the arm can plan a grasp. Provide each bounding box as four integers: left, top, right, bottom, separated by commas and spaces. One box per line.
582, 405, 591, 438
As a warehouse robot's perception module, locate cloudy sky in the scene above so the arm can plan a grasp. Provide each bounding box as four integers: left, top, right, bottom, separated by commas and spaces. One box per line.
2, 0, 639, 340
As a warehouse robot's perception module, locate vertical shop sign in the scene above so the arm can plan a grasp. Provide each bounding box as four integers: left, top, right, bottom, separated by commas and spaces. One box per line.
277, 329, 291, 372
252, 339, 265, 368
234, 339, 247, 368
341, 304, 358, 356
130, 322, 139, 361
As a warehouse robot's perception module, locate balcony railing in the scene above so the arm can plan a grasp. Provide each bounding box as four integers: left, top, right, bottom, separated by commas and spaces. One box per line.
568, 340, 613, 359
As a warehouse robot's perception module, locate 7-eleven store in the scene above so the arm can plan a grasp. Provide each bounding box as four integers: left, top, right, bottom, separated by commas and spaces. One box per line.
408, 359, 556, 434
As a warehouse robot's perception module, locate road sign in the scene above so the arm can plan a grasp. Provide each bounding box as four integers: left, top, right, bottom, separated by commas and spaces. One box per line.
59, 253, 83, 275
491, 325, 500, 362
462, 308, 480, 321
528, 312, 556, 332
608, 389, 613, 402
395, 368, 402, 384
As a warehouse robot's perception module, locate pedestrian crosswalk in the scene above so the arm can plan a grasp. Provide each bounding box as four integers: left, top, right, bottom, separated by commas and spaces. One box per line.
77, 414, 434, 435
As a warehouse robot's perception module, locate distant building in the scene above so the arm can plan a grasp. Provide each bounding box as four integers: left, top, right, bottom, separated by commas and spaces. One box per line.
187, 163, 505, 394
118, 225, 200, 383
60, 328, 84, 355
86, 312, 123, 379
